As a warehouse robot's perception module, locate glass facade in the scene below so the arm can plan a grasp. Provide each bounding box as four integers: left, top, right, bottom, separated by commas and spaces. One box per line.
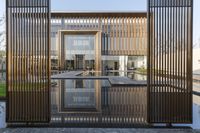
102, 56, 146, 71
50, 15, 148, 72
64, 35, 95, 70
50, 14, 147, 72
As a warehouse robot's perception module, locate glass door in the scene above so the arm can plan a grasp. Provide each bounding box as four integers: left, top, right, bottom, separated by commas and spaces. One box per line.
75, 55, 85, 70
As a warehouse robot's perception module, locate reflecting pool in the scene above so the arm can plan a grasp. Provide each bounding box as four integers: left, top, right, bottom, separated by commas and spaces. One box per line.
0, 83, 200, 128
51, 79, 147, 126
80, 71, 147, 80
0, 102, 6, 128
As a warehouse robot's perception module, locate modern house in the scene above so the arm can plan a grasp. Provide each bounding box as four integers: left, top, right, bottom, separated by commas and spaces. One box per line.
50, 12, 147, 73
5, 0, 193, 127
50, 12, 148, 125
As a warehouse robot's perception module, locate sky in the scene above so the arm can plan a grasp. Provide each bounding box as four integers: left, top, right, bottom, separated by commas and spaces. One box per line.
51, 0, 147, 11
0, 0, 200, 47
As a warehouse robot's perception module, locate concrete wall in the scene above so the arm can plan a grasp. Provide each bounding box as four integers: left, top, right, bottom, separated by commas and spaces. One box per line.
193, 48, 200, 73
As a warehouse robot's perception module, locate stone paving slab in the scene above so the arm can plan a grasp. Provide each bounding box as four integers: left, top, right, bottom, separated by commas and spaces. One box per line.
109, 76, 146, 86
51, 71, 83, 78
51, 71, 147, 86
0, 128, 199, 133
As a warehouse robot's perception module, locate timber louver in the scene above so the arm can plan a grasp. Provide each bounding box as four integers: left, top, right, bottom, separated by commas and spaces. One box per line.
147, 0, 193, 123
6, 0, 50, 122
51, 13, 147, 56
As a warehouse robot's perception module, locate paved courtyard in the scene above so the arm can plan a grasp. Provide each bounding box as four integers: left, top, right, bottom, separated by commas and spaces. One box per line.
0, 128, 199, 133
51, 71, 147, 85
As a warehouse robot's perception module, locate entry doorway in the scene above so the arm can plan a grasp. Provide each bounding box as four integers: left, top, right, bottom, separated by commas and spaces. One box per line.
114, 62, 118, 70
75, 55, 85, 70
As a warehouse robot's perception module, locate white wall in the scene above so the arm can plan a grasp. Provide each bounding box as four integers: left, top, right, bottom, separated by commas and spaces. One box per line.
193, 48, 200, 73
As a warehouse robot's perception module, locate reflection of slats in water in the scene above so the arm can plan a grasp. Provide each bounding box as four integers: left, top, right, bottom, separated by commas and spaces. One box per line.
51, 115, 148, 127
51, 86, 147, 126
8, 91, 49, 122
101, 86, 147, 124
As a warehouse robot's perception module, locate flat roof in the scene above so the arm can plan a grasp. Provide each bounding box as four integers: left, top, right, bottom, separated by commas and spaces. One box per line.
51, 11, 147, 18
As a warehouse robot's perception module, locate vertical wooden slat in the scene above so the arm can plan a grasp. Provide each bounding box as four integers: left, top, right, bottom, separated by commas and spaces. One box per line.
103, 17, 106, 55
183, 0, 187, 121
121, 17, 124, 55
124, 17, 127, 55
133, 18, 136, 55
138, 18, 141, 55
108, 17, 111, 55
118, 17, 121, 55
113, 17, 116, 54
106, 17, 109, 55
11, 0, 14, 121
127, 17, 131, 55
131, 17, 134, 55
145, 18, 147, 53
110, 17, 113, 54
125, 17, 128, 55
19, 0, 22, 120
116, 17, 119, 55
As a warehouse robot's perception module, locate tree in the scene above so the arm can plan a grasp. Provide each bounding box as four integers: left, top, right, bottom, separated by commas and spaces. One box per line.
0, 14, 5, 51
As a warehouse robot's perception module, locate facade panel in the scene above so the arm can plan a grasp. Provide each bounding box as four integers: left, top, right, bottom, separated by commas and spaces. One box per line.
50, 13, 147, 71
6, 0, 50, 122
148, 0, 193, 123
50, 13, 147, 56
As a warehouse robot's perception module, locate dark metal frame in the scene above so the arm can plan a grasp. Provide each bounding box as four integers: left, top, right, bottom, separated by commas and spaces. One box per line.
147, 0, 193, 123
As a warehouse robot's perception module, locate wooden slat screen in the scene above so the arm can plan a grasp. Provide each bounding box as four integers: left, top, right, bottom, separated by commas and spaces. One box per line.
6, 0, 50, 122
51, 15, 147, 56
147, 0, 193, 123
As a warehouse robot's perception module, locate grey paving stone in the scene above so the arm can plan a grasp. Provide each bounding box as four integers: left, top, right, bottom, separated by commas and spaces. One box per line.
51, 71, 147, 85
0, 128, 198, 133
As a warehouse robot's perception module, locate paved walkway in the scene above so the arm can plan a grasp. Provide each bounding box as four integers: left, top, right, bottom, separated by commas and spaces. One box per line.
51, 71, 147, 86
51, 71, 83, 77
0, 128, 199, 133
193, 74, 200, 82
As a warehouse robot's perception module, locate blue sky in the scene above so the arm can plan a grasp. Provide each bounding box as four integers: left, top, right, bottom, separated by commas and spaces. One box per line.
51, 0, 199, 47
0, 0, 200, 47
51, 0, 147, 11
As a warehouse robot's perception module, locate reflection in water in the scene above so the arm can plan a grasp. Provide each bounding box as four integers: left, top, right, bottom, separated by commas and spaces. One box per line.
0, 72, 6, 97
0, 71, 7, 128
51, 79, 147, 125
174, 95, 200, 129
0, 80, 199, 128
81, 71, 147, 80
0, 102, 6, 128
0, 72, 6, 81
51, 80, 200, 128
62, 80, 103, 111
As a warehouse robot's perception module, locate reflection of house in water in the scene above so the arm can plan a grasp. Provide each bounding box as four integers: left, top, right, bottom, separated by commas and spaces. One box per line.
0, 56, 6, 81
62, 80, 100, 111
51, 79, 147, 125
